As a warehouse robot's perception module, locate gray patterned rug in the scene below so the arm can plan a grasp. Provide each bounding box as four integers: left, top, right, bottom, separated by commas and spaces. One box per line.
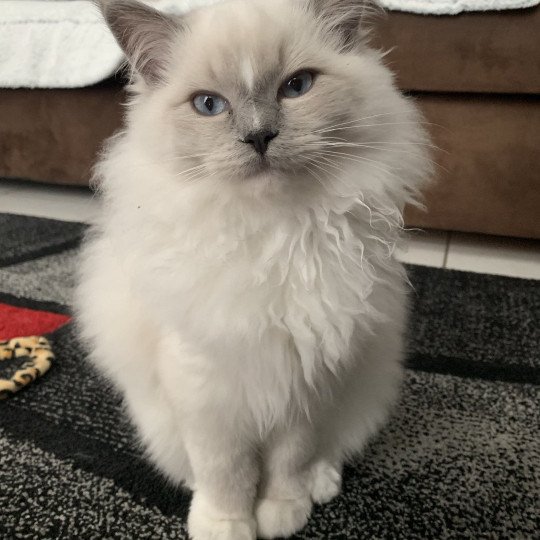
0, 212, 538, 539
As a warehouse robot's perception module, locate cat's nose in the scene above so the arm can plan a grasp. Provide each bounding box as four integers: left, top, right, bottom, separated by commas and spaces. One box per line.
242, 130, 279, 155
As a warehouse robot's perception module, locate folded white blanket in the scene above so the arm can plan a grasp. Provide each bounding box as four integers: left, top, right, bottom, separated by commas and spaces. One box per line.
0, 0, 218, 88
0, 0, 538, 89
380, 0, 539, 14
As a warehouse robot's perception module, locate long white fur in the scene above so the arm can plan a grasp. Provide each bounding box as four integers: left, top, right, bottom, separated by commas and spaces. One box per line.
76, 1, 431, 539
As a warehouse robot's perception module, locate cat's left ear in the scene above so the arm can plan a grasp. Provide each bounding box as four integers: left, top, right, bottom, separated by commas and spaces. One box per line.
97, 0, 182, 86
306, 0, 378, 50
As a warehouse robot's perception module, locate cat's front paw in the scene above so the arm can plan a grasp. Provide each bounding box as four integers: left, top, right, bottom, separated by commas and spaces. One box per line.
188, 495, 256, 540
255, 495, 312, 539
309, 459, 342, 504
188, 518, 255, 540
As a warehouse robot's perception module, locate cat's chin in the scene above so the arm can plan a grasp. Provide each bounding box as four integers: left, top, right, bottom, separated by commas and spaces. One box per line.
243, 160, 282, 183
244, 169, 284, 186
239, 166, 293, 197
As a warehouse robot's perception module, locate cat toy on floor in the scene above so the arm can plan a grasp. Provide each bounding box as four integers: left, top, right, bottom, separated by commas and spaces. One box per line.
0, 336, 54, 399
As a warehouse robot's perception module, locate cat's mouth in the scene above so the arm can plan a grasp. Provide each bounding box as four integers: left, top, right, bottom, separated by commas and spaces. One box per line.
241, 152, 308, 182
244, 156, 272, 178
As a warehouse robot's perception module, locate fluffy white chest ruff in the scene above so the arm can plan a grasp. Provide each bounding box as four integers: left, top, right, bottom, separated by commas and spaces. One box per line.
123, 203, 389, 397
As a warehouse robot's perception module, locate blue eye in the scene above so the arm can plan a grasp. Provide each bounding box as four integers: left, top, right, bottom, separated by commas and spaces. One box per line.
280, 71, 314, 98
192, 93, 228, 116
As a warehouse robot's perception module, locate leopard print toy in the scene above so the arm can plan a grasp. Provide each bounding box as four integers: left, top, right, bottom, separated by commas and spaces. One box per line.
0, 336, 54, 400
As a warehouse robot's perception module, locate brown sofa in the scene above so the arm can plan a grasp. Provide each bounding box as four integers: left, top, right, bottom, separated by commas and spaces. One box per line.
1, 7, 539, 238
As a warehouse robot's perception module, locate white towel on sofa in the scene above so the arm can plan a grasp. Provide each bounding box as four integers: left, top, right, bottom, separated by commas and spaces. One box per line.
0, 0, 218, 88
380, 0, 539, 14
0, 0, 538, 89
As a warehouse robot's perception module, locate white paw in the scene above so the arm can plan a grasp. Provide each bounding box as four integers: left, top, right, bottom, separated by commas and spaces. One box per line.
255, 495, 312, 539
188, 518, 255, 540
309, 460, 342, 504
188, 495, 256, 540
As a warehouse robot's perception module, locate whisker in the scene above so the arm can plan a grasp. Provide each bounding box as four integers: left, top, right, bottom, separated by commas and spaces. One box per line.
173, 153, 214, 160
303, 162, 328, 190
175, 164, 206, 178
305, 157, 340, 184
314, 112, 421, 133
315, 136, 446, 157
307, 155, 375, 192
315, 121, 437, 135
306, 142, 447, 172
308, 155, 348, 180
182, 169, 209, 184
127, 153, 214, 171
318, 139, 445, 153
311, 149, 397, 177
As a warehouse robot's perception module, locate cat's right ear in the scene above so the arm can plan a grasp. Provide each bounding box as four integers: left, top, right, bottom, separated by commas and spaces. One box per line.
303, 0, 378, 50
96, 0, 182, 86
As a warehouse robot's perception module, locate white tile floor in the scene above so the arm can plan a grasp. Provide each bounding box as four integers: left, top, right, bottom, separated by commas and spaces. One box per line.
0, 181, 100, 223
1, 180, 539, 280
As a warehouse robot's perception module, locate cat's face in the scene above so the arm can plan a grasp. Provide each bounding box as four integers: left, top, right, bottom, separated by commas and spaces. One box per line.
165, 0, 372, 182
100, 0, 419, 196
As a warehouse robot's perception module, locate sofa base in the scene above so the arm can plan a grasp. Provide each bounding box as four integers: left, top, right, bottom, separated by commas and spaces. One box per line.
0, 88, 538, 239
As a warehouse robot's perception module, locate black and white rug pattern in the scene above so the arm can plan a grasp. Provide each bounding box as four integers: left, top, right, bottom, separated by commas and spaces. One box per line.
0, 213, 538, 539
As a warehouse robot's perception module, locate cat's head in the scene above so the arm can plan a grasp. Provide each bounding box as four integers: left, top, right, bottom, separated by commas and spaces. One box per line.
98, 0, 428, 204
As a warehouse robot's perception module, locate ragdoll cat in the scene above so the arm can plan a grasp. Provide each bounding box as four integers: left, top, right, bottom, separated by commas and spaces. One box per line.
76, 0, 431, 538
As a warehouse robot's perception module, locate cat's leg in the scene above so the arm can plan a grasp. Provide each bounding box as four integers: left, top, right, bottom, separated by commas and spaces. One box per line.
310, 325, 404, 503
77, 244, 193, 487
157, 337, 259, 540
255, 419, 315, 539
184, 422, 259, 540
308, 456, 343, 505
122, 379, 194, 489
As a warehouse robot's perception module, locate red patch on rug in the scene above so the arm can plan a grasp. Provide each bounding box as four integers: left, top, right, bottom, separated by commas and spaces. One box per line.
0, 303, 71, 341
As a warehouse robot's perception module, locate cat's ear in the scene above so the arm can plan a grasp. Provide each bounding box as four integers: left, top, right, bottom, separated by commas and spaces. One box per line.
97, 0, 182, 85
307, 0, 378, 50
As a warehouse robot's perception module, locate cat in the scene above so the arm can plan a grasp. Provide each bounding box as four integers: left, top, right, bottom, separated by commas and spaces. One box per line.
76, 0, 431, 538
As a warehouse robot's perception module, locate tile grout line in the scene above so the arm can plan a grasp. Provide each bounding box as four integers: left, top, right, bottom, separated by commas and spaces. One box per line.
442, 232, 452, 268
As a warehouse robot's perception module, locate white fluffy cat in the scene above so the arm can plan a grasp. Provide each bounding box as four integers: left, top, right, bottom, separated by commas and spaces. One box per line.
76, 0, 431, 538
